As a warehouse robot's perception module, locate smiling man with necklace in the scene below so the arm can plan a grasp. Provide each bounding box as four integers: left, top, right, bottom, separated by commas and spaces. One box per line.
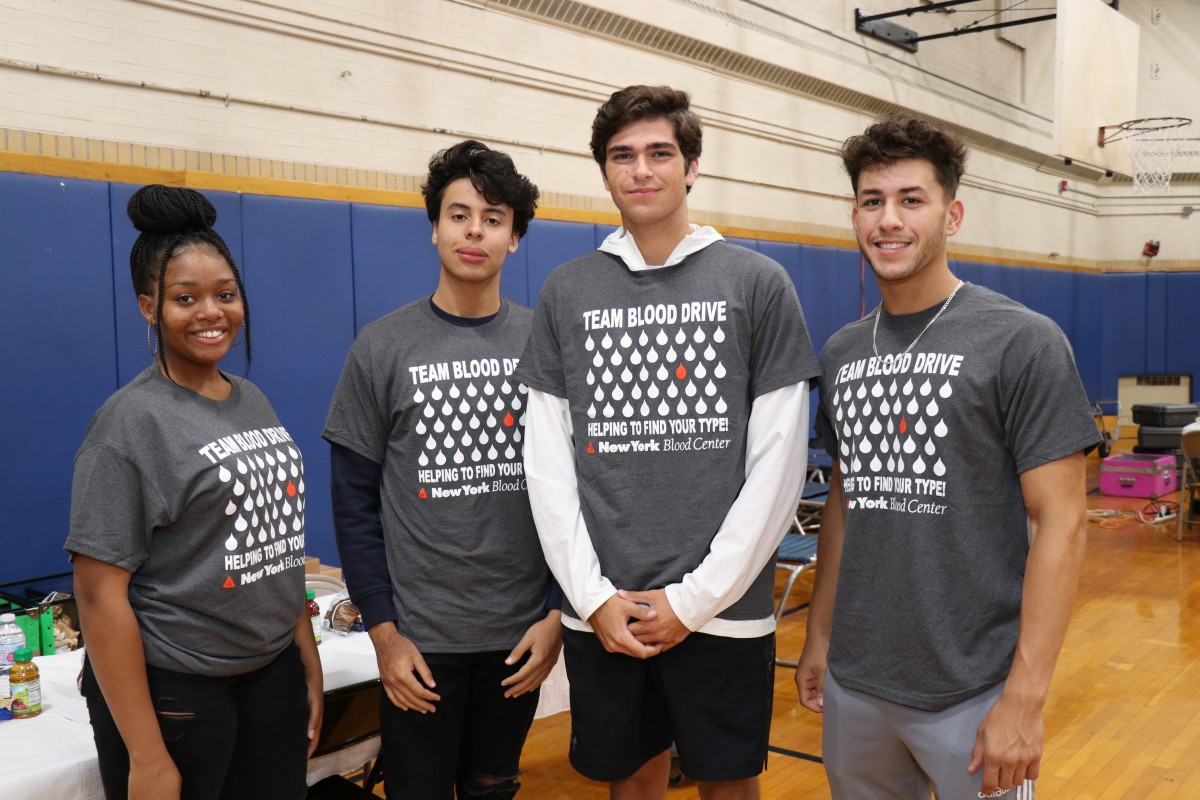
795, 117, 1100, 800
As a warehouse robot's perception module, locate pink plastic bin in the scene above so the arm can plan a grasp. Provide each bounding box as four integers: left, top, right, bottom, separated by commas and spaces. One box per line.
1099, 453, 1177, 498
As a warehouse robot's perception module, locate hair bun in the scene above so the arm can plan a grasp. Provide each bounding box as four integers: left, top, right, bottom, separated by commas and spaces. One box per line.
127, 184, 218, 234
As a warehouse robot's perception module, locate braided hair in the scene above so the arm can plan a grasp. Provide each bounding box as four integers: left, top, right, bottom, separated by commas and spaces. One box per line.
127, 185, 251, 380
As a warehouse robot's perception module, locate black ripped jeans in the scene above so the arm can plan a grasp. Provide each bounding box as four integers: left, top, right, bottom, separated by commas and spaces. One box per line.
80, 644, 309, 800
379, 649, 539, 799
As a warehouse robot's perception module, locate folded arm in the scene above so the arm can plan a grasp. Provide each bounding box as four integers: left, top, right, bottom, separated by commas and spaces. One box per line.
659, 381, 811, 632
523, 388, 658, 658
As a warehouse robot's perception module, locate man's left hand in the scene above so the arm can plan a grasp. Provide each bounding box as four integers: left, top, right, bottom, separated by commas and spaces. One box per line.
621, 588, 691, 652
500, 610, 563, 697
969, 691, 1043, 795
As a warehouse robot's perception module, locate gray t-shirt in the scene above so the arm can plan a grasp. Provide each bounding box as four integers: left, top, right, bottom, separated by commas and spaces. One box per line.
816, 283, 1101, 711
323, 299, 548, 652
66, 366, 306, 677
516, 242, 819, 621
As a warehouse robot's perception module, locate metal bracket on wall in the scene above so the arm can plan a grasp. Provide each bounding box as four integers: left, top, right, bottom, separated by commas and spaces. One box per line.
855, 0, 1116, 53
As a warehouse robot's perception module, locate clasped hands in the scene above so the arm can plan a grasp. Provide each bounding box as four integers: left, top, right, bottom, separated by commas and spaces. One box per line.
587, 588, 691, 659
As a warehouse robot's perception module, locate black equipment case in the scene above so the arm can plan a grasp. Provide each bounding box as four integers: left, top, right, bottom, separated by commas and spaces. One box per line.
1137, 425, 1185, 450
1132, 403, 1199, 427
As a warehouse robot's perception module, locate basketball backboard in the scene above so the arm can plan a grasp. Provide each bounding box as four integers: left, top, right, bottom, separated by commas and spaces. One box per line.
1054, 0, 1140, 177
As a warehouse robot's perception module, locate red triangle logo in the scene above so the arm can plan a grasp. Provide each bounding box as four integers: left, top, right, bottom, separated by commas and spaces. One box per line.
222, 576, 235, 589
587, 441, 595, 454
418, 487, 428, 499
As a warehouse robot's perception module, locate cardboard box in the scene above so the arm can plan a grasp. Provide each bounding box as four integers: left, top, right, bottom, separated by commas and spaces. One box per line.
1100, 453, 1177, 498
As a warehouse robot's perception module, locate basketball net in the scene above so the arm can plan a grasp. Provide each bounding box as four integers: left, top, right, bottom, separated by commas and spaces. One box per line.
1127, 128, 1185, 194
1101, 117, 1193, 195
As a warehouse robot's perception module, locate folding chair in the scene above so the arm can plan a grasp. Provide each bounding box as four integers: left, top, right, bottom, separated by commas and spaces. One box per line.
773, 483, 828, 668
1178, 426, 1200, 541
793, 481, 829, 533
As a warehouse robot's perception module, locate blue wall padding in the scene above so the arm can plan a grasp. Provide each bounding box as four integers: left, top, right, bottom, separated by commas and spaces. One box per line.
1101, 272, 1149, 394
1165, 273, 1200, 383
1072, 273, 1105, 400
238, 195, 357, 566
524, 219, 595, 302
1, 168, 1196, 583
0, 174, 119, 580
1164, 271, 1200, 388
1144, 272, 1169, 373
350, 204, 440, 333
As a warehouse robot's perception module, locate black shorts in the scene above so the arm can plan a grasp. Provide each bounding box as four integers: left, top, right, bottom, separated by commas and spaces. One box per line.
562, 628, 775, 783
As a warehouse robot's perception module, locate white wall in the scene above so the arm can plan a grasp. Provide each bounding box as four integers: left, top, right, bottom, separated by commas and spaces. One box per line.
1, 0, 1196, 266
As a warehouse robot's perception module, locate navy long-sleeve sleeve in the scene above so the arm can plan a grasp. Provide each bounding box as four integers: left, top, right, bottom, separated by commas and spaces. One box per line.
545, 577, 564, 612
329, 442, 396, 629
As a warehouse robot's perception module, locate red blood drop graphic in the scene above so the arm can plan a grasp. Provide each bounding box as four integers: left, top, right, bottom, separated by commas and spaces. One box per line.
222, 576, 235, 589
899, 417, 907, 433
418, 487, 428, 499
845, 499, 850, 510
287, 481, 297, 497
675, 363, 687, 379
503, 412, 515, 427
587, 441, 595, 454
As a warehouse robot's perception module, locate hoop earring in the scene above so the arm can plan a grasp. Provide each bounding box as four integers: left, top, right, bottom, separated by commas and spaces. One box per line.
232, 327, 244, 347
146, 322, 158, 356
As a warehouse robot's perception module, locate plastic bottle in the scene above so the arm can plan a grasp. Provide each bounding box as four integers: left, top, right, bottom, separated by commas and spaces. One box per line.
10, 647, 41, 719
306, 590, 322, 645
0, 612, 25, 702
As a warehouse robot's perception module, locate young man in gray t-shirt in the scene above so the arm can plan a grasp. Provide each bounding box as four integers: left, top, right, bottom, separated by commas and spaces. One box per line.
517, 85, 819, 799
324, 141, 559, 800
796, 117, 1100, 800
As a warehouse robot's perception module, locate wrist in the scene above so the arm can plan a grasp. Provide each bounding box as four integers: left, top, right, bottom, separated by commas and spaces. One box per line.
999, 680, 1048, 712
368, 621, 401, 647
128, 743, 174, 768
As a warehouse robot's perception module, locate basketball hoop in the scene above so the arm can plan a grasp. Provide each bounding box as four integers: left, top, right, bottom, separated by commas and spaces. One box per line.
1098, 117, 1193, 194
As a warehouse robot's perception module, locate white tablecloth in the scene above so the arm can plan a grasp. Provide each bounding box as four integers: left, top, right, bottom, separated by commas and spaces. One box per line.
0, 603, 569, 798
0, 649, 103, 800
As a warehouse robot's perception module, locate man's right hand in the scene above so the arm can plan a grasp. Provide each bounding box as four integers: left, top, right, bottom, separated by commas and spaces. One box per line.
588, 594, 662, 659
795, 639, 828, 714
368, 623, 441, 713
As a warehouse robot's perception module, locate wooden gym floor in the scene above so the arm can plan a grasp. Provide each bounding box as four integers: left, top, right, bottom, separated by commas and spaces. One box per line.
364, 456, 1200, 798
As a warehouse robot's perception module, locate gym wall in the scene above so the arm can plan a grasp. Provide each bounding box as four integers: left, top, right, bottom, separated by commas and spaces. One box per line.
2, 169, 1197, 583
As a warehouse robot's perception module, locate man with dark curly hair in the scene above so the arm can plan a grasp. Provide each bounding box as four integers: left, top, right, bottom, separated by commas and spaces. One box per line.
796, 117, 1099, 800
325, 140, 560, 799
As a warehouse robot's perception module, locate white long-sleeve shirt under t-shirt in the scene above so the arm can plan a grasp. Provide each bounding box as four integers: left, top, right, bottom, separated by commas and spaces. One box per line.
524, 225, 811, 637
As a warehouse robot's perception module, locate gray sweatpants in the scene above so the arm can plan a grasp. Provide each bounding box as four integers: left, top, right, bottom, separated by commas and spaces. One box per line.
823, 671, 1035, 800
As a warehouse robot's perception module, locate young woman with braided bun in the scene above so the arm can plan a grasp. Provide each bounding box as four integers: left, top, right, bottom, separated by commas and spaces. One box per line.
65, 185, 322, 800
